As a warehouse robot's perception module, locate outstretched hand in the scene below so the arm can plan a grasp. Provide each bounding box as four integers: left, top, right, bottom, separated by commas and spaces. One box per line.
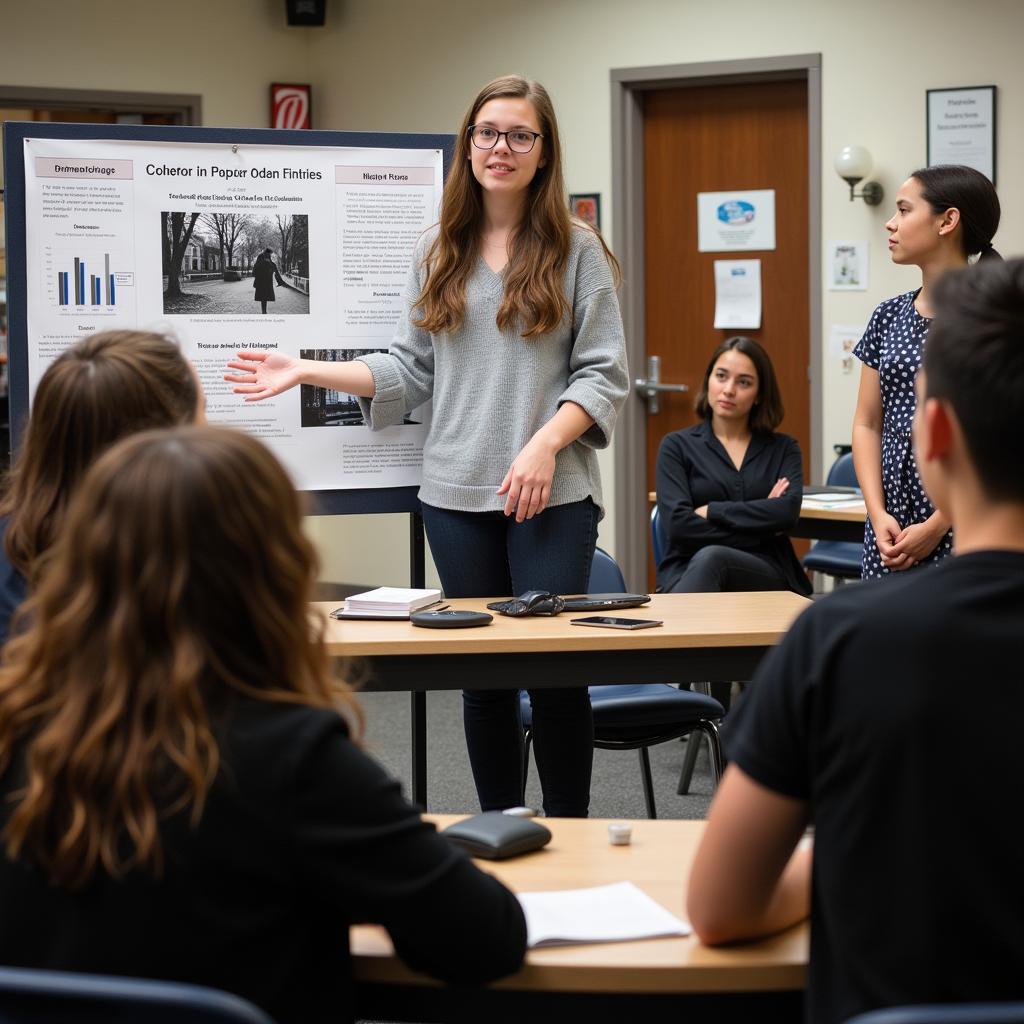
224, 350, 303, 402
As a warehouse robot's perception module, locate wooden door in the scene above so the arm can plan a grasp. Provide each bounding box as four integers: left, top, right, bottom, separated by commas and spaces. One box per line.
643, 80, 810, 587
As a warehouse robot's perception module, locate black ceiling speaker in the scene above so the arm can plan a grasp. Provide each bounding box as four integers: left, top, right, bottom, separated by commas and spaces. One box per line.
286, 0, 326, 26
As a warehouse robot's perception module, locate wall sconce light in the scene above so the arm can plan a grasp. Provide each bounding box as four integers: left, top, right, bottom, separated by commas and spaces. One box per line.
835, 145, 884, 205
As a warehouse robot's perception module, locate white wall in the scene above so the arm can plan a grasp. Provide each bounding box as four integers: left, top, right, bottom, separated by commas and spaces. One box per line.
3, 0, 1022, 587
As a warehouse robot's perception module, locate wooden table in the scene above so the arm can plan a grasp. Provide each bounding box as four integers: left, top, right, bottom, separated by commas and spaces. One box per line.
352, 815, 808, 1022
318, 593, 810, 806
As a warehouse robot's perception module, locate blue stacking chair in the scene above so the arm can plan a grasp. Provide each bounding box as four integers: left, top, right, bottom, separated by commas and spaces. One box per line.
650, 504, 665, 568
520, 547, 725, 818
0, 967, 277, 1024
846, 1004, 1024, 1024
803, 451, 863, 583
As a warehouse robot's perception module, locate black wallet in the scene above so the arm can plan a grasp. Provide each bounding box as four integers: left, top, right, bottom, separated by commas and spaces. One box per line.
441, 812, 552, 860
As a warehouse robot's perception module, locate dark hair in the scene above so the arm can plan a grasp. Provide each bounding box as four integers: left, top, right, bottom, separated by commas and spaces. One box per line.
1, 330, 199, 580
910, 165, 1002, 261
695, 336, 784, 433
0, 426, 362, 888
925, 258, 1024, 500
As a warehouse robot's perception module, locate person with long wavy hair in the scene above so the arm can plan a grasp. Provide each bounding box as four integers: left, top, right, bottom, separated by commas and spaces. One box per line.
0, 426, 526, 1024
0, 329, 202, 644
224, 74, 629, 818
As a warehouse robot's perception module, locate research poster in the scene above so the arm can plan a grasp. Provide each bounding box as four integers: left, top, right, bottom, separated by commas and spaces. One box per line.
22, 138, 444, 492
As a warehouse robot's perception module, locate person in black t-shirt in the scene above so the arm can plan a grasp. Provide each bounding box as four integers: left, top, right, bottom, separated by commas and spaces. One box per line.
687, 258, 1024, 1024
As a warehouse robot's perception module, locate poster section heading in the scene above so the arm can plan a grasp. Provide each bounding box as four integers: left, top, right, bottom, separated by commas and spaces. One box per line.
23, 138, 445, 494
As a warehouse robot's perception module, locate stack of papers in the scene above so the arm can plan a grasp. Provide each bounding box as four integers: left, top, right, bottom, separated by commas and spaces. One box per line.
334, 587, 442, 620
802, 492, 865, 509
517, 881, 690, 948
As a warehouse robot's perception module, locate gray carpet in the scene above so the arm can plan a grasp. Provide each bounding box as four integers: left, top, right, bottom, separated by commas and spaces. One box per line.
355, 688, 716, 821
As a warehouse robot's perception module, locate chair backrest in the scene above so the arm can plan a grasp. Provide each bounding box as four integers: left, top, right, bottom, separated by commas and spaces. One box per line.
650, 506, 665, 566
845, 1003, 1024, 1024
828, 451, 859, 489
591, 547, 627, 593
0, 967, 277, 1024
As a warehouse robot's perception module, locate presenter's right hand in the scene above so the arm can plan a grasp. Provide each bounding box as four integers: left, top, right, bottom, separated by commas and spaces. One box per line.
224, 350, 303, 402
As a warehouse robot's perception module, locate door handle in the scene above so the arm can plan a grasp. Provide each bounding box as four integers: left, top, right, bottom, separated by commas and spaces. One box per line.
635, 356, 687, 415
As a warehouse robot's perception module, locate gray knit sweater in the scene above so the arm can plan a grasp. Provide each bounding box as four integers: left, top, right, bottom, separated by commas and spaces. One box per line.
356, 227, 629, 515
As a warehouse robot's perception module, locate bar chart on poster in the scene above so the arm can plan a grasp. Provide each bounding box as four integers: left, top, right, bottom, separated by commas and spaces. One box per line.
3, 124, 452, 508
45, 246, 134, 310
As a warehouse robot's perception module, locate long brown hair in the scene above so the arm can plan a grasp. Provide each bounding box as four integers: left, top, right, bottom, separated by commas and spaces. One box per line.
415, 74, 619, 339
1, 330, 199, 581
0, 426, 361, 888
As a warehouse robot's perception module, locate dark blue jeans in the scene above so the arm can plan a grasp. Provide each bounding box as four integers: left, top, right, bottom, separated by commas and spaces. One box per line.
420, 499, 599, 817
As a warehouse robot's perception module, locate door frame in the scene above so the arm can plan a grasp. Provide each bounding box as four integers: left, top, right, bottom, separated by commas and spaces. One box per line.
610, 54, 822, 588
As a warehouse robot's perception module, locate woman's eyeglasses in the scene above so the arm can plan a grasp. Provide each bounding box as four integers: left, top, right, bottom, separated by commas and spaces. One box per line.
468, 125, 543, 154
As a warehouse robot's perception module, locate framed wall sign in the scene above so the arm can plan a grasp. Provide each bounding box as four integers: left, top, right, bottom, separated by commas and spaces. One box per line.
926, 85, 996, 183
569, 193, 601, 230
271, 83, 313, 130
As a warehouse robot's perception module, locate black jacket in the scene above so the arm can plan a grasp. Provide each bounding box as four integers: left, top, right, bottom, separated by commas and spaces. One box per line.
252, 257, 285, 301
0, 699, 526, 1024
655, 420, 811, 595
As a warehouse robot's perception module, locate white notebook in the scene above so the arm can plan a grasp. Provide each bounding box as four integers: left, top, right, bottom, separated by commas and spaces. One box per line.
517, 881, 690, 948
333, 587, 442, 620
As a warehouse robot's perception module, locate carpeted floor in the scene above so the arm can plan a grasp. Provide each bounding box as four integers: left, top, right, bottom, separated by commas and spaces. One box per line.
355, 688, 718, 821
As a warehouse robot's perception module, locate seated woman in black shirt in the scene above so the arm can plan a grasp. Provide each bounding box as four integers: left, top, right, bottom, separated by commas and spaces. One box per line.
0, 426, 526, 1024
655, 335, 812, 597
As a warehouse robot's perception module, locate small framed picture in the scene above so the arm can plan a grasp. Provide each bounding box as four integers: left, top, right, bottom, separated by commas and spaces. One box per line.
271, 83, 312, 130
827, 240, 868, 291
926, 85, 996, 183
570, 193, 601, 231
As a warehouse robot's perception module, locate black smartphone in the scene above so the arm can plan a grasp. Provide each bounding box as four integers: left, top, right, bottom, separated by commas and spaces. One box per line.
570, 615, 663, 630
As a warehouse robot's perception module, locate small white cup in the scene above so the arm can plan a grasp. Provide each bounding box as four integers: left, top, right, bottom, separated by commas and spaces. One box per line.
608, 822, 632, 846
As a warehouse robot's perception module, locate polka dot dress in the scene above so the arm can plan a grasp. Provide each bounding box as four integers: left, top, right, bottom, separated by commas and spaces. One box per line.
853, 290, 953, 580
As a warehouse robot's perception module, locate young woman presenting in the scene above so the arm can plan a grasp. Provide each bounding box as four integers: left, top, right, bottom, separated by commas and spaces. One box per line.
225, 75, 629, 817
852, 165, 1000, 579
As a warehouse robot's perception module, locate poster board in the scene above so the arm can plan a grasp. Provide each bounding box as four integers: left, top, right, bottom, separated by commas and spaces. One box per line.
2, 121, 454, 515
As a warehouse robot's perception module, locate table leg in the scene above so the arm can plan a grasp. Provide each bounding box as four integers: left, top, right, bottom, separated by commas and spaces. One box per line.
411, 690, 427, 809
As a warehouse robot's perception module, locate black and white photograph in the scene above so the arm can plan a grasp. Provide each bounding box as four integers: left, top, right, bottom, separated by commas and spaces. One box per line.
161, 212, 310, 315
299, 348, 425, 427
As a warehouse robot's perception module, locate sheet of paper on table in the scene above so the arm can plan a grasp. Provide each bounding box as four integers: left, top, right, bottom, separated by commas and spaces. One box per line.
517, 881, 690, 948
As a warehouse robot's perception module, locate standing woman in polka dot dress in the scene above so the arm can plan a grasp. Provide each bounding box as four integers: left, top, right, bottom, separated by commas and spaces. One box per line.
852, 165, 1000, 579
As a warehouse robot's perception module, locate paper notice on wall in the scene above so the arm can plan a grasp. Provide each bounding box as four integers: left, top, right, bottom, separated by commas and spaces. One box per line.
713, 259, 761, 329
22, 137, 444, 492
697, 189, 775, 252
830, 323, 865, 375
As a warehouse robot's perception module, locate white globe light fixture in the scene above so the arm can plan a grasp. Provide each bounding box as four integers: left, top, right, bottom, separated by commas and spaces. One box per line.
835, 144, 884, 205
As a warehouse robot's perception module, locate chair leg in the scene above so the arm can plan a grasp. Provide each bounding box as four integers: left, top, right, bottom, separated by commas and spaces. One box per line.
638, 746, 657, 819
521, 729, 533, 805
677, 727, 702, 794
700, 719, 725, 787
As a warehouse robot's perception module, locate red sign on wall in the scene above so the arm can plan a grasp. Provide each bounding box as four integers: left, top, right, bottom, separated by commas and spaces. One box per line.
271, 83, 312, 130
